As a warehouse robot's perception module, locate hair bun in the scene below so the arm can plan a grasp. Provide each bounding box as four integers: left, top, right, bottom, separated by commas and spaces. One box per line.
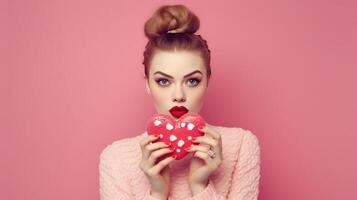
144, 4, 200, 39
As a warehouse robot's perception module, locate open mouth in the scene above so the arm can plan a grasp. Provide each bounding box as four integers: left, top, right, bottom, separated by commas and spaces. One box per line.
169, 106, 189, 118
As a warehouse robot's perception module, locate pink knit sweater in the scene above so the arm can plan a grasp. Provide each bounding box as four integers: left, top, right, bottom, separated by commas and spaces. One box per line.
99, 126, 261, 200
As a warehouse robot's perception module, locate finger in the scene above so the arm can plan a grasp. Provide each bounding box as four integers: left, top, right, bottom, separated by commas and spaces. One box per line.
193, 151, 211, 164
198, 125, 221, 140
146, 141, 171, 152
148, 148, 175, 166
149, 155, 176, 175
185, 144, 210, 153
144, 142, 171, 158
140, 135, 160, 148
193, 136, 217, 147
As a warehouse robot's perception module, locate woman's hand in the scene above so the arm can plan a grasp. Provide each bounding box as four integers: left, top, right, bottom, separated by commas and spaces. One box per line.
139, 134, 176, 200
185, 123, 223, 195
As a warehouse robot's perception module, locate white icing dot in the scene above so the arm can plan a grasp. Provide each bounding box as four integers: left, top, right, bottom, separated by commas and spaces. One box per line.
154, 120, 162, 126
188, 136, 192, 140
176, 149, 181, 153
181, 122, 186, 127
177, 140, 185, 147
169, 134, 177, 141
187, 123, 195, 130
166, 123, 174, 130
159, 134, 163, 138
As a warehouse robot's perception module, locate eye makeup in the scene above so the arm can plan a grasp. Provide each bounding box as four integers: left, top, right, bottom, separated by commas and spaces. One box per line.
187, 78, 201, 86
154, 77, 201, 87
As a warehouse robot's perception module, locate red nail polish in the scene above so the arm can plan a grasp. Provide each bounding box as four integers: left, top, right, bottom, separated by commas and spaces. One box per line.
172, 154, 177, 159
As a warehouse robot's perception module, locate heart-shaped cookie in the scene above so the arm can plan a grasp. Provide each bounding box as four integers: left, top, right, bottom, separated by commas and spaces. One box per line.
146, 112, 206, 162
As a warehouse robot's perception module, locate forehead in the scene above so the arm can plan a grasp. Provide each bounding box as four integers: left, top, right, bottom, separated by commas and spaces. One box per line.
150, 50, 205, 76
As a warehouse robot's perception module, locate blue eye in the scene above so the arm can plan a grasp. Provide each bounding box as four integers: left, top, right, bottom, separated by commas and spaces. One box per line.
155, 78, 201, 87
187, 78, 200, 86
156, 79, 170, 86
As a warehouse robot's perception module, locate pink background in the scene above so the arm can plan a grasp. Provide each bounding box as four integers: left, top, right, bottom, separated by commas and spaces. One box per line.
2, 0, 357, 199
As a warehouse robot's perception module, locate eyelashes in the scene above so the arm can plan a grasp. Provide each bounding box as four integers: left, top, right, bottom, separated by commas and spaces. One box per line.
155, 78, 201, 87
156, 79, 169, 86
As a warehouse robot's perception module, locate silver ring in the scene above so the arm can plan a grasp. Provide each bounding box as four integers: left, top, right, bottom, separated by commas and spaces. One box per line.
207, 147, 216, 158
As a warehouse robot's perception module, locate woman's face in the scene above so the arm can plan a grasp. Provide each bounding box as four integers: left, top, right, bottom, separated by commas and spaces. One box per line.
145, 50, 209, 120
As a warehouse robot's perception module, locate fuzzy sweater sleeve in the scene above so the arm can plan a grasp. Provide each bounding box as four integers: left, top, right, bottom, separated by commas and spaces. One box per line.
227, 130, 261, 199
184, 129, 261, 200
99, 143, 161, 200
184, 179, 224, 200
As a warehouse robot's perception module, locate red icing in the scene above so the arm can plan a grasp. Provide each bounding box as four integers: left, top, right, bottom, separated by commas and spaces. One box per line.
146, 112, 205, 162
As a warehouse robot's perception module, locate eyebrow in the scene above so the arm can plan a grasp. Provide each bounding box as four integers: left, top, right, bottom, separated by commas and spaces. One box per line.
153, 70, 202, 78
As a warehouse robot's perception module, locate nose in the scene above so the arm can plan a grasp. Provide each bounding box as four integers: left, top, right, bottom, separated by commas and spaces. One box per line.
172, 84, 186, 103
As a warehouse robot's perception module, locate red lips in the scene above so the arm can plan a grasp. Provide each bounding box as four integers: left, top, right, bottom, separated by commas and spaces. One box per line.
169, 106, 189, 118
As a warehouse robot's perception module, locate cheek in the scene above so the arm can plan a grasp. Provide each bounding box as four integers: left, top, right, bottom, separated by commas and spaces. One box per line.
189, 87, 206, 102
151, 88, 170, 103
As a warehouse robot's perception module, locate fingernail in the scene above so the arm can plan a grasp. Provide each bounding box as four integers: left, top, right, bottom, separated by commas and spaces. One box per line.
172, 154, 177, 159
165, 142, 171, 146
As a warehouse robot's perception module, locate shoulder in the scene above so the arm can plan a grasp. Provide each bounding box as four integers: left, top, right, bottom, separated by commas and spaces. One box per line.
219, 125, 261, 163
99, 132, 146, 172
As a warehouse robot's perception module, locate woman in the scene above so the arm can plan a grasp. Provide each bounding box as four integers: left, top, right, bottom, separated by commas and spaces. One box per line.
99, 4, 261, 200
